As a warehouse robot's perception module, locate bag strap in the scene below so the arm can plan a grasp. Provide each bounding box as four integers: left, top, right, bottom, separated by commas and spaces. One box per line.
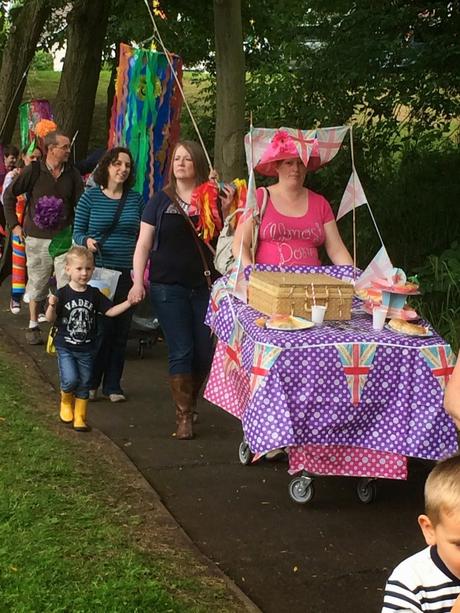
170, 196, 213, 289
97, 189, 129, 251
251, 187, 269, 265
21, 161, 41, 223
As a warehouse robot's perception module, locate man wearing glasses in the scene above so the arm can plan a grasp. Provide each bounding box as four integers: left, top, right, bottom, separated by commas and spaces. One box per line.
3, 131, 84, 344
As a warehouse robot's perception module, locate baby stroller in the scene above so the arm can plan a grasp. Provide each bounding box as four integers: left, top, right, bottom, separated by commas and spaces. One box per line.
129, 294, 162, 358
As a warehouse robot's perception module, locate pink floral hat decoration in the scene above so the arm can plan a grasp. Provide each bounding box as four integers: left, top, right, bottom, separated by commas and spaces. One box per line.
254, 129, 321, 176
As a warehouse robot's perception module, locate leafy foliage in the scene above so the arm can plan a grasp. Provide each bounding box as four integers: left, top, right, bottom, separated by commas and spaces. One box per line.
31, 49, 53, 70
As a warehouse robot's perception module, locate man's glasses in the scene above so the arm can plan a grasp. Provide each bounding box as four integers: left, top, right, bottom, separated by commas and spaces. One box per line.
54, 144, 71, 151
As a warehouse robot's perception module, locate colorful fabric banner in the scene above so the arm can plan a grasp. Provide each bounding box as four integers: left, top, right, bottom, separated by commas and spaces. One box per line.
336, 169, 368, 220
11, 194, 27, 298
420, 346, 457, 391
108, 43, 183, 201
355, 246, 394, 290
336, 342, 377, 405
250, 342, 283, 398
18, 99, 53, 150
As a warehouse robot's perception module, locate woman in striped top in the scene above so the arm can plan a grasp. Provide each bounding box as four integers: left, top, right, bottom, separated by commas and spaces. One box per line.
73, 147, 144, 402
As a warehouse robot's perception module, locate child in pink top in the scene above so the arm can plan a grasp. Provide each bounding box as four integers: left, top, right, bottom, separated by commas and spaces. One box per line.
255, 187, 335, 266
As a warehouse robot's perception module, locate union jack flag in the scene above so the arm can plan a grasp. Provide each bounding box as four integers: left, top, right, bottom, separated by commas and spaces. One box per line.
314, 126, 349, 165
250, 342, 283, 398
420, 345, 456, 391
337, 343, 377, 405
210, 279, 228, 313
224, 320, 244, 379
244, 126, 349, 172
336, 169, 368, 221
355, 246, 394, 290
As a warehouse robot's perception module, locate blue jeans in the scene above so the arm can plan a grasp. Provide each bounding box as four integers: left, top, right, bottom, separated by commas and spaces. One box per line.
56, 347, 94, 399
150, 282, 214, 376
90, 269, 134, 395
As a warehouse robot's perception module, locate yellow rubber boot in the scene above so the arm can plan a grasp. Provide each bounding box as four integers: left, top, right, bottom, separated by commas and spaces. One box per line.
73, 398, 90, 432
60, 391, 74, 424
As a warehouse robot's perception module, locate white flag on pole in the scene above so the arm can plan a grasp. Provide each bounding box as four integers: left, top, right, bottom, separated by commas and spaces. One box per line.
337, 170, 368, 220
355, 246, 394, 290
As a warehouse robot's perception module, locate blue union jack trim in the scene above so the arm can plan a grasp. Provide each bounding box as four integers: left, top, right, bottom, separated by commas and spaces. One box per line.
336, 343, 377, 405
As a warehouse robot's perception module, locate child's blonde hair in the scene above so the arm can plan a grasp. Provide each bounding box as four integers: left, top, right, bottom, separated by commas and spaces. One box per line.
425, 453, 460, 525
65, 245, 94, 266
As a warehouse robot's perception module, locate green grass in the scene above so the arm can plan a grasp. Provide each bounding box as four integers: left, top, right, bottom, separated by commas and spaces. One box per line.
14, 69, 209, 152
0, 352, 239, 612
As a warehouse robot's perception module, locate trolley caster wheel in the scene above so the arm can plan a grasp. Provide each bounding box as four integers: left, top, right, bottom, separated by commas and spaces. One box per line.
288, 476, 315, 504
357, 478, 377, 504
238, 440, 254, 465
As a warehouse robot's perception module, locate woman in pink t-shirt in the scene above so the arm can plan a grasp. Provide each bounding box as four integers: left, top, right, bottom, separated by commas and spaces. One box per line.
234, 130, 352, 268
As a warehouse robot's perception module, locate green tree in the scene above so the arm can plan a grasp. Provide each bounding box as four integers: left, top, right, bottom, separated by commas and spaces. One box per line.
54, 0, 111, 159
0, 0, 54, 144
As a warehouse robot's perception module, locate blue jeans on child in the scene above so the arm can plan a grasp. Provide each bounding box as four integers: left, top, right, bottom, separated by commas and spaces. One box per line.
150, 282, 214, 376
56, 347, 94, 399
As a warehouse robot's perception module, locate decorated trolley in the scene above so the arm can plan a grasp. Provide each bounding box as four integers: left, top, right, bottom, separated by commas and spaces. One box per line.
203, 126, 458, 504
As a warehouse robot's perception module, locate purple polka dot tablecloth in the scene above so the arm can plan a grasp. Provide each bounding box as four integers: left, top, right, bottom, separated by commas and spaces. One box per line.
204, 265, 458, 479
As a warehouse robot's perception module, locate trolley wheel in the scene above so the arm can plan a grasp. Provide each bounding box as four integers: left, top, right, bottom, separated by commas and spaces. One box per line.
357, 478, 377, 504
138, 341, 145, 359
288, 476, 315, 504
238, 440, 254, 465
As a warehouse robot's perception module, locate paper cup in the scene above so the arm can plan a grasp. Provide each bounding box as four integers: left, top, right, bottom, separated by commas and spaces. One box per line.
311, 304, 327, 325
372, 306, 388, 330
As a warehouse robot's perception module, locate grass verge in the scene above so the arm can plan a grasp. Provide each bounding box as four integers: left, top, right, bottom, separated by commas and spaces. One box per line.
0, 346, 242, 612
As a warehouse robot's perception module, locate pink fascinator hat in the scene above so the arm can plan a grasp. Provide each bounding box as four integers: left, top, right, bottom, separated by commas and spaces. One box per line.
255, 129, 321, 176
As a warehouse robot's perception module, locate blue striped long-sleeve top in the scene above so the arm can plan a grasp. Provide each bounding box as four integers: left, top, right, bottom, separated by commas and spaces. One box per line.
73, 187, 144, 269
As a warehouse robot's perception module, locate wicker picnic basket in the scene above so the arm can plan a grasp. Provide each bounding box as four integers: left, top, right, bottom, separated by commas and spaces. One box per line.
248, 271, 354, 321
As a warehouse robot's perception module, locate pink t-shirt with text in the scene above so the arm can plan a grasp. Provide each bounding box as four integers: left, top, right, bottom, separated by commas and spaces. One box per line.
255, 187, 335, 266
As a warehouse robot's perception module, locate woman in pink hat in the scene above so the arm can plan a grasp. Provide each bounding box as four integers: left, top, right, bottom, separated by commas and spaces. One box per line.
233, 130, 352, 268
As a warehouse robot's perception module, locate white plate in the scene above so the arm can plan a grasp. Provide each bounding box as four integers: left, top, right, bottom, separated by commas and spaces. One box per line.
266, 316, 314, 331
385, 323, 433, 337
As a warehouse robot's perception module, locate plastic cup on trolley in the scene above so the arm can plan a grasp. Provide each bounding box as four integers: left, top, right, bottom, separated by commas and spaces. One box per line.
311, 304, 327, 325
372, 305, 388, 331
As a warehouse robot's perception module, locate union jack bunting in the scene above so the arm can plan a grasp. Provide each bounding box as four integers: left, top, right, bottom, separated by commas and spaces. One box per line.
244, 126, 349, 171
337, 343, 377, 405
420, 345, 456, 391
250, 342, 283, 398
336, 169, 368, 221
224, 320, 244, 379
314, 126, 349, 165
244, 128, 275, 170
281, 127, 317, 168
226, 258, 248, 303
209, 279, 228, 314
355, 246, 394, 290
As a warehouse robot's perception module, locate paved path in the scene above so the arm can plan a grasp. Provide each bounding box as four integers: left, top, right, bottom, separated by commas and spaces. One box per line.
0, 288, 436, 613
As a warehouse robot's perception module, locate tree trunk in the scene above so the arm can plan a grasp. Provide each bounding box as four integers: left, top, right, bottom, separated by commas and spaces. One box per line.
213, 0, 245, 181
0, 0, 52, 144
54, 0, 111, 160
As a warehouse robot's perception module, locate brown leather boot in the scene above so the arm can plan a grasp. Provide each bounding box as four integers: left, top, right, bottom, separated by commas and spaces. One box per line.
169, 374, 194, 440
191, 371, 209, 424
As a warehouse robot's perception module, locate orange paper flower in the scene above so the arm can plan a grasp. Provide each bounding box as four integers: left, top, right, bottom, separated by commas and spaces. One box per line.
35, 119, 57, 138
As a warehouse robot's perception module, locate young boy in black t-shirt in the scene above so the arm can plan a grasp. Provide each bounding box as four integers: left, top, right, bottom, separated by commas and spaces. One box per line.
45, 246, 133, 431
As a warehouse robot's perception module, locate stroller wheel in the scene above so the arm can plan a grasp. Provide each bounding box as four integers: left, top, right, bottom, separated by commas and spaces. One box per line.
238, 440, 254, 465
288, 475, 315, 504
356, 478, 377, 504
